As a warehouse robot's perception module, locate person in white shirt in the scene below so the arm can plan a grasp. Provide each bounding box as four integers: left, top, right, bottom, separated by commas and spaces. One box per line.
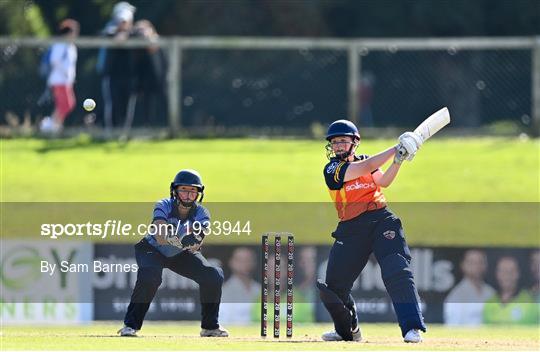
220, 247, 260, 325
40, 19, 79, 134
444, 249, 496, 325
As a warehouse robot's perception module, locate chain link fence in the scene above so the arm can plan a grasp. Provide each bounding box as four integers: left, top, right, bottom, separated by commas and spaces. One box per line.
359, 48, 532, 128
1, 37, 538, 137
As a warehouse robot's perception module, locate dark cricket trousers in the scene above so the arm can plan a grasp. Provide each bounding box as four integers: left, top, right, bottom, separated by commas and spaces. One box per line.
124, 239, 224, 330
325, 207, 426, 336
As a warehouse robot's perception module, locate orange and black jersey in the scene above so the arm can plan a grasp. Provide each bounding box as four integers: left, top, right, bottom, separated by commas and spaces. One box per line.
324, 155, 387, 221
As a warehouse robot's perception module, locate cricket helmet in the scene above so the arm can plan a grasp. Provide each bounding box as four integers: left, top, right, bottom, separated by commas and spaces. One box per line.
325, 120, 360, 160
170, 169, 205, 204
325, 119, 360, 141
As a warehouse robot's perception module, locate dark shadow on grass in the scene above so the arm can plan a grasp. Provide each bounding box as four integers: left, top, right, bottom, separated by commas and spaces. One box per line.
36, 135, 127, 153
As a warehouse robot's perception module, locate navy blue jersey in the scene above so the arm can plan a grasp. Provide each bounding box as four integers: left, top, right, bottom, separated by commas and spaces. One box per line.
324, 158, 349, 190
324, 155, 375, 190
145, 198, 210, 257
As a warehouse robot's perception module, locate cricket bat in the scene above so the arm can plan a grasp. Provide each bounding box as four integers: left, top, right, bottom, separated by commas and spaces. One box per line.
414, 107, 451, 142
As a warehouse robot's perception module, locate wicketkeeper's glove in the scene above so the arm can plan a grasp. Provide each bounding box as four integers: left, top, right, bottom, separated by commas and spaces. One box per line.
181, 233, 204, 248
165, 233, 183, 249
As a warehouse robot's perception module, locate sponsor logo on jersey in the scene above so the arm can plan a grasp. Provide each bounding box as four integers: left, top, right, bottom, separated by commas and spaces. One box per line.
345, 180, 376, 192
383, 230, 396, 240
326, 162, 339, 174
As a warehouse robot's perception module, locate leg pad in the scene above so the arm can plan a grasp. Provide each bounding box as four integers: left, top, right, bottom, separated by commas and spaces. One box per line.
317, 280, 354, 341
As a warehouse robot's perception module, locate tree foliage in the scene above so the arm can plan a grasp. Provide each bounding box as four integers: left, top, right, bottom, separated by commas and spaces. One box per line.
1, 0, 538, 37
0, 0, 50, 36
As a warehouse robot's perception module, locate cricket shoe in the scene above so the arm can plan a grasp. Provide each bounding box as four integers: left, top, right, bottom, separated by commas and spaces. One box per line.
403, 329, 422, 343
117, 325, 138, 337
39, 117, 62, 135
321, 327, 362, 342
200, 325, 229, 337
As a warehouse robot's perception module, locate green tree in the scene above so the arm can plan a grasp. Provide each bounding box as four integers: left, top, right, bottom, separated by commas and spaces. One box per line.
0, 0, 50, 36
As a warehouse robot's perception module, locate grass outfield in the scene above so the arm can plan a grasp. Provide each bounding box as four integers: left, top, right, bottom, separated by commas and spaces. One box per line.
1, 137, 538, 202
1, 137, 538, 246
1, 322, 539, 351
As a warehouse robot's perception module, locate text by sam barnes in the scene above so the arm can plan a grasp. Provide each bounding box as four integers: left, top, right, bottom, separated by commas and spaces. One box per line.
41, 260, 138, 276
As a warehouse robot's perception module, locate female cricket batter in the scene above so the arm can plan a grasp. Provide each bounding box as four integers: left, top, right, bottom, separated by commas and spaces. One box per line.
318, 120, 426, 343
118, 169, 228, 337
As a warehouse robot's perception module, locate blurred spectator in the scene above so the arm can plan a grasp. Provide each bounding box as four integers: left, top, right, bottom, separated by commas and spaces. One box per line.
120, 19, 168, 140
444, 249, 495, 326
220, 247, 260, 325
483, 256, 538, 325
358, 72, 375, 127
297, 246, 316, 297
39, 19, 79, 135
436, 55, 481, 127
295, 246, 317, 323
97, 1, 136, 136
529, 250, 540, 301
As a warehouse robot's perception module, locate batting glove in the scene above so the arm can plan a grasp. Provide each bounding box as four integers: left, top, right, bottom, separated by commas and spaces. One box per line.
398, 132, 423, 159
394, 143, 409, 164
399, 132, 423, 148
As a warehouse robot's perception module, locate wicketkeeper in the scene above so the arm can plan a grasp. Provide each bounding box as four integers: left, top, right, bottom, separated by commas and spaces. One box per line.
118, 169, 228, 337
318, 120, 426, 343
